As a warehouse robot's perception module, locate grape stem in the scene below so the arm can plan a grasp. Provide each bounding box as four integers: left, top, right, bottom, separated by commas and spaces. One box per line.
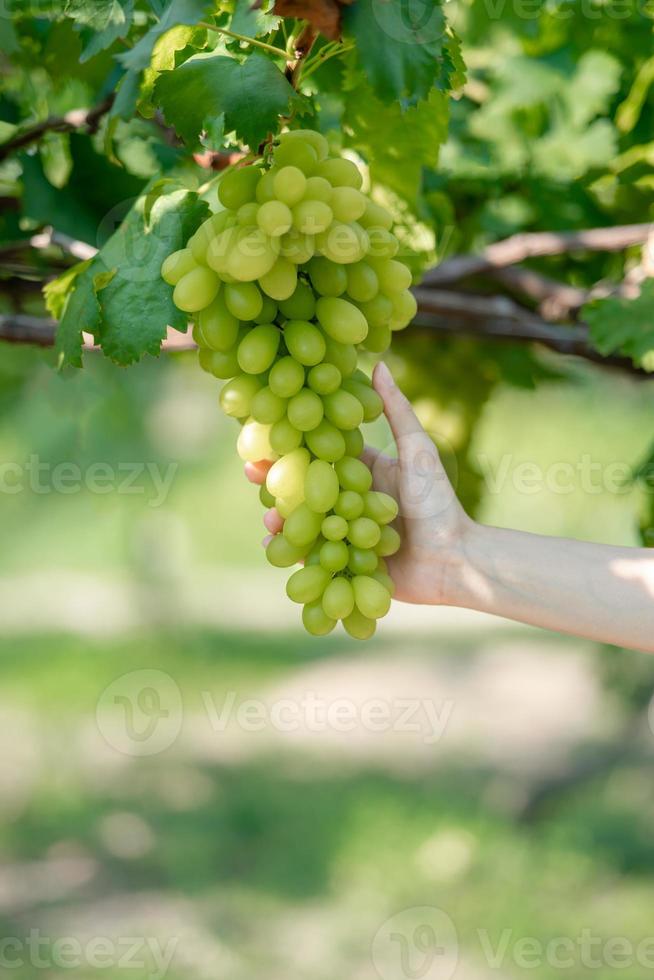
198, 22, 291, 60
299, 42, 355, 83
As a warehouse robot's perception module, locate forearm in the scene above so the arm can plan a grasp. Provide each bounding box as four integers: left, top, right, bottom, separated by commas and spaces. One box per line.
451, 523, 654, 653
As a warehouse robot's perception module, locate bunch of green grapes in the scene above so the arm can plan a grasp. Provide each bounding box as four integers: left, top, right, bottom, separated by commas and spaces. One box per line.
161, 129, 416, 638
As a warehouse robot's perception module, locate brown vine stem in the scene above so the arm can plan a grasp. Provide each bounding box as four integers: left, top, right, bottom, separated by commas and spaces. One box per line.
0, 95, 116, 163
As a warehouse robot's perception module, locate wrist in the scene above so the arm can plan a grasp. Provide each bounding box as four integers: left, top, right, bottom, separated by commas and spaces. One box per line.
441, 518, 492, 610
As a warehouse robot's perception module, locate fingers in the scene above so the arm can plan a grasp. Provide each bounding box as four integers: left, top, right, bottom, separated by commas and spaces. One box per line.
372, 361, 425, 445
264, 508, 284, 534
361, 443, 399, 499
244, 459, 273, 485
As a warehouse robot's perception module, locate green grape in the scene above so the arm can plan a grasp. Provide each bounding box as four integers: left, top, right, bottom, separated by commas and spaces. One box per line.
188, 222, 215, 265
335, 456, 373, 493
319, 540, 349, 573
198, 347, 239, 378
251, 386, 287, 424
322, 336, 358, 378
364, 324, 392, 353
269, 356, 305, 398
321, 514, 348, 541
273, 166, 307, 206
347, 516, 381, 549
279, 230, 315, 264
358, 200, 393, 231
334, 490, 363, 520
316, 297, 368, 344
224, 281, 264, 321
259, 484, 275, 508
227, 228, 280, 282
286, 564, 331, 604
257, 200, 293, 237
259, 257, 297, 301
283, 320, 326, 366
302, 601, 336, 636
371, 569, 396, 595
284, 502, 324, 547
342, 427, 364, 457
287, 388, 324, 431
352, 575, 391, 619
347, 546, 378, 575
373, 258, 412, 293
304, 419, 346, 462
316, 157, 363, 188
359, 293, 393, 328
278, 282, 316, 320
266, 534, 305, 568
390, 288, 418, 328
161, 248, 196, 285
206, 226, 239, 275
377, 556, 389, 573
173, 267, 220, 313
304, 459, 339, 513
218, 166, 261, 209
375, 525, 401, 557
330, 186, 366, 222
346, 261, 378, 303
280, 129, 329, 162
237, 324, 280, 374
197, 295, 239, 351
237, 419, 275, 462
322, 390, 364, 430
303, 175, 332, 202
363, 491, 398, 525
219, 374, 262, 418
276, 493, 304, 519
322, 576, 355, 619
255, 170, 276, 204
304, 537, 325, 565
341, 378, 384, 422
366, 227, 399, 259
342, 608, 376, 640
270, 417, 303, 454
266, 447, 310, 499
254, 294, 278, 323
307, 363, 341, 395
292, 200, 333, 234
274, 137, 318, 175
317, 222, 368, 264
237, 202, 260, 226
308, 256, 347, 296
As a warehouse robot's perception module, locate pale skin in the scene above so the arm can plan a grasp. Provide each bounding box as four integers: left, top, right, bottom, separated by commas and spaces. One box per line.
246, 361, 654, 654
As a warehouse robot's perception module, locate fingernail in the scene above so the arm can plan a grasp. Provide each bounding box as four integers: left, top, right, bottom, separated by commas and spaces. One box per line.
375, 360, 392, 387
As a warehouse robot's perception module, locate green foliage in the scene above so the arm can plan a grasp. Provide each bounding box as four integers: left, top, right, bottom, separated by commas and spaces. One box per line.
583, 281, 654, 370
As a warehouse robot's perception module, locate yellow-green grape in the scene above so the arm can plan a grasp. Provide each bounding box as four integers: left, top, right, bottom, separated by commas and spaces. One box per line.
330, 186, 366, 222
322, 514, 348, 541
286, 564, 330, 604
322, 390, 364, 430
303, 175, 332, 202
279, 230, 315, 264
375, 525, 401, 557
342, 427, 364, 457
255, 170, 276, 204
280, 129, 329, 162
319, 540, 349, 573
266, 534, 305, 568
373, 258, 412, 293
224, 281, 263, 321
266, 447, 310, 499
322, 576, 355, 619
274, 137, 317, 175
270, 417, 303, 454
362, 296, 393, 331
302, 601, 337, 636
342, 608, 376, 640
237, 419, 275, 462
206, 226, 239, 275
260, 484, 275, 508
341, 378, 384, 422
358, 200, 393, 231
348, 516, 381, 549
346, 261, 378, 303
227, 228, 280, 282
317, 222, 368, 264
316, 296, 368, 344
304, 419, 346, 462
198, 347, 239, 378
363, 491, 398, 525
364, 324, 392, 353
251, 386, 288, 424
334, 490, 364, 520
371, 569, 396, 595
237, 201, 259, 226
162, 248, 196, 285
335, 455, 373, 493
284, 502, 324, 548
316, 157, 363, 188
348, 546, 378, 575
257, 200, 293, 237
304, 537, 325, 565
188, 222, 215, 265
287, 388, 324, 431
307, 363, 341, 395
304, 459, 339, 513
173, 267, 220, 313
269, 356, 305, 398
389, 289, 418, 329
352, 575, 391, 619
197, 295, 239, 351
273, 166, 307, 206
218, 166, 261, 209
283, 320, 326, 366
292, 200, 333, 234
308, 256, 347, 296
219, 374, 262, 418
254, 294, 278, 323
276, 494, 304, 519
367, 227, 399, 259
237, 324, 280, 374
322, 336, 358, 378
278, 281, 316, 320
259, 257, 297, 301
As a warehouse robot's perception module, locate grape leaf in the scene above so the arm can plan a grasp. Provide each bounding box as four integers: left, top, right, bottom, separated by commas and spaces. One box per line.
342, 0, 447, 103
583, 279, 654, 369
231, 0, 281, 38
118, 0, 212, 71
66, 0, 135, 61
139, 24, 208, 117
155, 52, 302, 149
46, 260, 102, 369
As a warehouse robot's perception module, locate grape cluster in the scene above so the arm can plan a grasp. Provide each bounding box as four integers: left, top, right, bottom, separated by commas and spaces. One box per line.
161, 129, 416, 639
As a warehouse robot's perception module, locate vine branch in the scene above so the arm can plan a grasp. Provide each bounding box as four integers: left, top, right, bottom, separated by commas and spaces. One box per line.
0, 95, 116, 163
